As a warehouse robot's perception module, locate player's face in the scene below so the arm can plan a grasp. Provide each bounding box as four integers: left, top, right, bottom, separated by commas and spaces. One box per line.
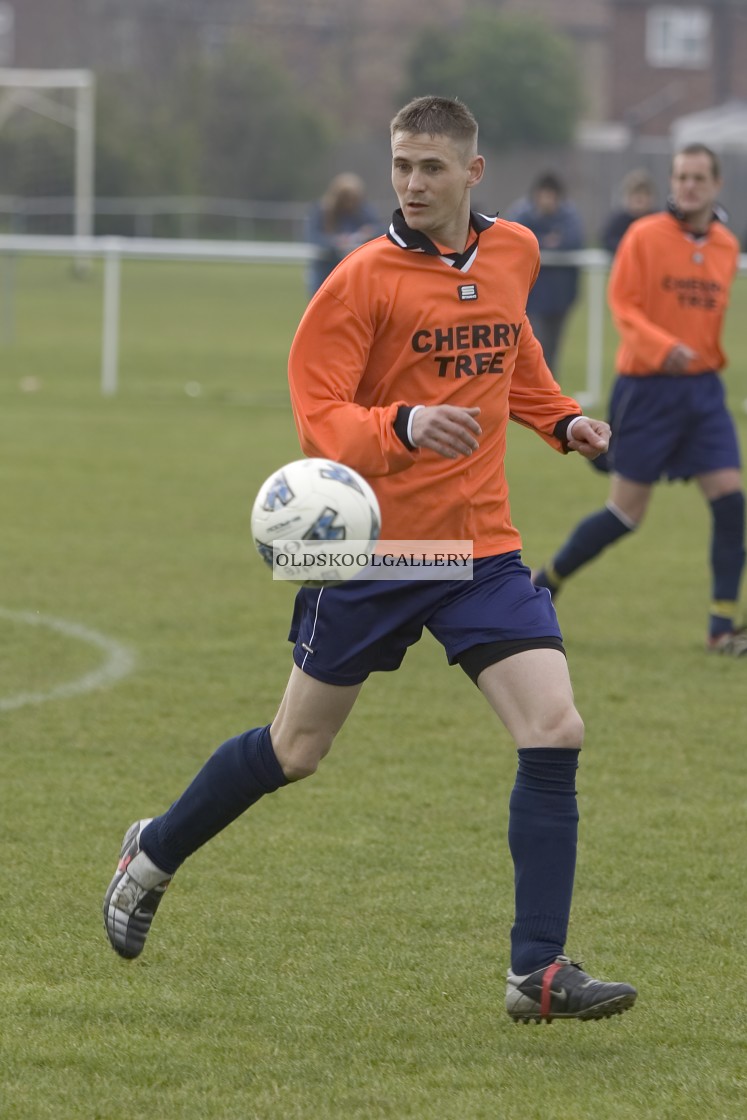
670, 152, 721, 226
391, 131, 484, 250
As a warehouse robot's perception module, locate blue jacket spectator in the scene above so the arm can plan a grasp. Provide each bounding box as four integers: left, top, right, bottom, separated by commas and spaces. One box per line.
306, 173, 381, 297
505, 172, 584, 378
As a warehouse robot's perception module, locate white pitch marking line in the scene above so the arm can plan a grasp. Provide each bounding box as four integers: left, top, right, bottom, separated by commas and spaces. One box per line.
0, 607, 136, 712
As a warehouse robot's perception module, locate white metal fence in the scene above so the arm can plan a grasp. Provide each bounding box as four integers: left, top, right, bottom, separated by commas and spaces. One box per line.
0, 196, 312, 240
2, 232, 746, 406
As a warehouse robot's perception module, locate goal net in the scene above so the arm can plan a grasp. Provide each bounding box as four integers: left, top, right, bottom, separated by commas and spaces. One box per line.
0, 68, 94, 236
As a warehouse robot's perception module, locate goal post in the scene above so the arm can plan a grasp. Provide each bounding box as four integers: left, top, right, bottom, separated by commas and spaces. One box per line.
0, 68, 95, 238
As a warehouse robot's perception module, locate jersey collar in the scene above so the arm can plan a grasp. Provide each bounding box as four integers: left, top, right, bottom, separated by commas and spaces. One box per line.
387, 208, 497, 272
666, 196, 728, 235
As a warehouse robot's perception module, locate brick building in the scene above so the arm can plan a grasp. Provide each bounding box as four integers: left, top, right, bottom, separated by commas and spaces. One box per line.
610, 0, 747, 135
3, 0, 611, 131
7, 1, 746, 138
5, 1, 747, 235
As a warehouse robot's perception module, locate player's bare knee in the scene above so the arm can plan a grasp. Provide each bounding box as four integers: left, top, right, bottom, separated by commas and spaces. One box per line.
281, 759, 318, 782
555, 707, 585, 748
529, 706, 584, 749
274, 730, 334, 781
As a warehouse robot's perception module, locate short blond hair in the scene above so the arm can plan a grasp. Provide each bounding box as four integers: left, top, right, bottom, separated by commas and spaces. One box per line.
390, 96, 478, 155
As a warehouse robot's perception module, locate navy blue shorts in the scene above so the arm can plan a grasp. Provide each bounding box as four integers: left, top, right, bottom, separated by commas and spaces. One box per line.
606, 372, 741, 483
288, 551, 562, 685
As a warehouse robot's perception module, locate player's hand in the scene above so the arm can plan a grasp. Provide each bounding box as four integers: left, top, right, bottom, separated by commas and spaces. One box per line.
411, 406, 482, 459
567, 417, 610, 460
662, 343, 698, 373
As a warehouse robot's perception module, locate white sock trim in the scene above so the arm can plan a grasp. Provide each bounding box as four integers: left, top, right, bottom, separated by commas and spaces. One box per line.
605, 500, 637, 531
129, 849, 171, 887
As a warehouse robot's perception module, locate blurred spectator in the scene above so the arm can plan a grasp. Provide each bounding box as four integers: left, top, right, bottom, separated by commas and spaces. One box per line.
600, 169, 657, 254
306, 173, 381, 296
505, 172, 583, 378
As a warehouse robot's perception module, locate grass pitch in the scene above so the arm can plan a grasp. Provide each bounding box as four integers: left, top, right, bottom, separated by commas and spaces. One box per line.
1, 258, 746, 1119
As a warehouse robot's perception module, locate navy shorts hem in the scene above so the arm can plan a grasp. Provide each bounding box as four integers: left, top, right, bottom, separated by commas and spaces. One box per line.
287, 553, 561, 685
291, 646, 373, 687
607, 372, 741, 482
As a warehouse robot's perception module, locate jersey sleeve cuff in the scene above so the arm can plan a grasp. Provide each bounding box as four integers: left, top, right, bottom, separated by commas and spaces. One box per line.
553, 413, 584, 450
394, 404, 424, 450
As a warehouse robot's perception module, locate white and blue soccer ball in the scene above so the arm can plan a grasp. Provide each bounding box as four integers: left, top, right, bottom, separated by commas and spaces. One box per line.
250, 458, 381, 583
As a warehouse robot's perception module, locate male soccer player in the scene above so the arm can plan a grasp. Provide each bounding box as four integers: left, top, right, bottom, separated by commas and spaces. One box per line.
533, 144, 746, 655
104, 96, 637, 1024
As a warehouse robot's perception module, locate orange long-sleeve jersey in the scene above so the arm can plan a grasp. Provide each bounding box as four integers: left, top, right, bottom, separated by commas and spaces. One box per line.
288, 212, 582, 558
608, 211, 739, 375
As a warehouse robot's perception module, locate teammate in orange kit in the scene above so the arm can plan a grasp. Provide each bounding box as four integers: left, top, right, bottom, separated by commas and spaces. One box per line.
103, 96, 636, 1023
533, 144, 746, 655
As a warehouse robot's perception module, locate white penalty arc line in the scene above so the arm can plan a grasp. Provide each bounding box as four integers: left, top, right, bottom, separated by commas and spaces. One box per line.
0, 608, 136, 712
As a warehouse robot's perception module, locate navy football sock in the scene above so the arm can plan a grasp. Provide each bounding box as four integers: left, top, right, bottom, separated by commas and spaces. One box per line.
551, 504, 634, 581
140, 725, 288, 875
708, 492, 745, 638
508, 747, 580, 975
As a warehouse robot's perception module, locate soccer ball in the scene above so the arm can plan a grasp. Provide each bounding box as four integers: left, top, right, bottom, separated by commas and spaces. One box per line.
251, 458, 381, 583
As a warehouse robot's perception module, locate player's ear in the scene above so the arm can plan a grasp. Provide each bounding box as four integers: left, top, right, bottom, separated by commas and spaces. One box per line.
467, 155, 485, 188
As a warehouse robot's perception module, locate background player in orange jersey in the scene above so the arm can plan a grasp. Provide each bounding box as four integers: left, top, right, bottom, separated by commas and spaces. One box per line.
104, 96, 637, 1024
533, 144, 746, 655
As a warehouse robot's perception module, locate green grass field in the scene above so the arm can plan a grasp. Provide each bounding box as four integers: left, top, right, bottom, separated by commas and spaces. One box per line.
1, 257, 746, 1120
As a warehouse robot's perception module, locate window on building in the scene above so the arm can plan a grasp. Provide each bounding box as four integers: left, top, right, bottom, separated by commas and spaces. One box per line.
646, 6, 712, 68
0, 3, 14, 66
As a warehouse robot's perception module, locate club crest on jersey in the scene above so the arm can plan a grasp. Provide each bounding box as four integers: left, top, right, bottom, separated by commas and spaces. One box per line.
319, 462, 364, 495
303, 507, 347, 540
262, 472, 294, 511
458, 283, 478, 301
